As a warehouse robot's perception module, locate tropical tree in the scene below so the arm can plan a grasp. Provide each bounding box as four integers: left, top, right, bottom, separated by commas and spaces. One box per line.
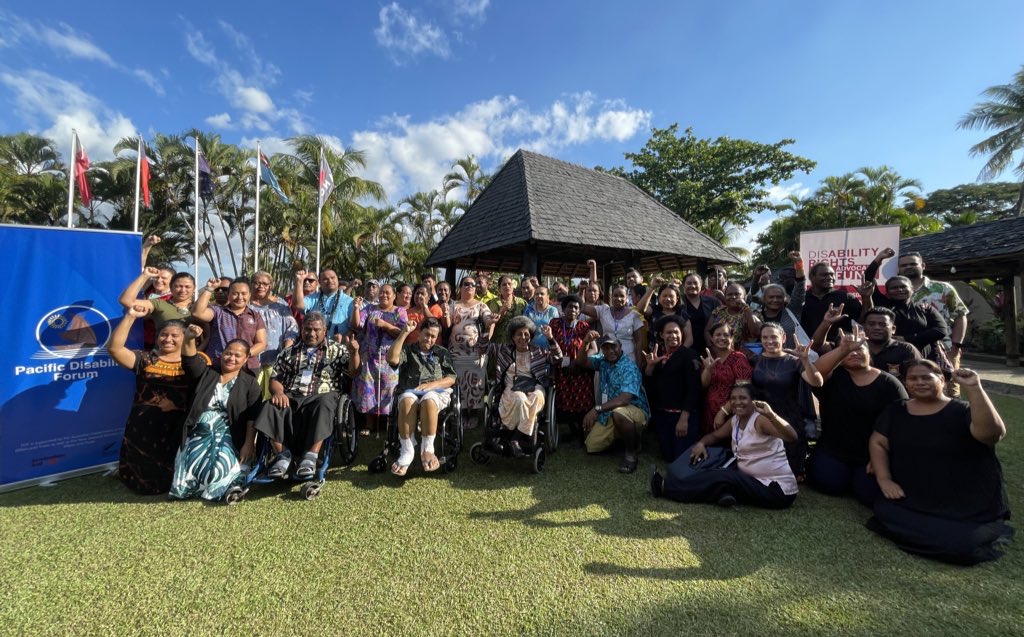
443, 155, 490, 206
958, 64, 1024, 217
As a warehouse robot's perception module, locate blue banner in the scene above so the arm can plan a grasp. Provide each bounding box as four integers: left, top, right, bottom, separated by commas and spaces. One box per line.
0, 226, 141, 489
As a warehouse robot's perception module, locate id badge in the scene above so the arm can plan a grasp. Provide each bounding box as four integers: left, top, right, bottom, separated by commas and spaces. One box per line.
300, 368, 313, 386
560, 357, 570, 369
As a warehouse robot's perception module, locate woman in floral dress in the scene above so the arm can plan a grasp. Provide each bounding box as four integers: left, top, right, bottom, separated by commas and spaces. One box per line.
353, 284, 408, 435
449, 276, 493, 427
548, 294, 594, 443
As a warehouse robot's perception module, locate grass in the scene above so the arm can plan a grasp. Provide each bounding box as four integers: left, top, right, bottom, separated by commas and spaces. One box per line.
1, 395, 1022, 637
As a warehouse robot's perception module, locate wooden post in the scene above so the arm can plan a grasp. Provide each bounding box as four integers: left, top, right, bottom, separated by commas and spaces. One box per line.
523, 244, 538, 277
696, 259, 708, 277
444, 261, 457, 288
1002, 275, 1020, 366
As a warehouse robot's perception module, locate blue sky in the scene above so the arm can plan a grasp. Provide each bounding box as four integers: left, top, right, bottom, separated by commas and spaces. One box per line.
1, 1, 1023, 251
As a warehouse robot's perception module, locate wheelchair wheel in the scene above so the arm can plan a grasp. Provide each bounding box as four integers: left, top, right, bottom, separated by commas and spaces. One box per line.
335, 399, 358, 466
443, 456, 458, 473
470, 442, 489, 465
545, 388, 559, 453
224, 486, 247, 506
532, 447, 546, 474
300, 482, 322, 500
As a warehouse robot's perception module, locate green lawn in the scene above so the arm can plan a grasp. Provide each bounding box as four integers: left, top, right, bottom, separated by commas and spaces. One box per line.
1, 395, 1021, 637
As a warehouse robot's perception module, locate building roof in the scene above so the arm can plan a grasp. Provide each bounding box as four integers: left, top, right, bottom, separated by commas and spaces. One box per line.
425, 149, 741, 277
900, 216, 1024, 280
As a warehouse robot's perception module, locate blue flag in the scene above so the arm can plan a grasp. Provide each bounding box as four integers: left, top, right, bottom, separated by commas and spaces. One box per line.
197, 149, 215, 203
259, 152, 290, 203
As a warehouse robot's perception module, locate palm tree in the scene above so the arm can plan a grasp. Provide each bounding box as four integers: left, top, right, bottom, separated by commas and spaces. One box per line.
443, 155, 490, 205
958, 65, 1024, 216
855, 166, 923, 224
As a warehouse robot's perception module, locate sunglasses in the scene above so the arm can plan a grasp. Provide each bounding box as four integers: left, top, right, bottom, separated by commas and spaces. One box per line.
304, 278, 317, 284
462, 282, 477, 287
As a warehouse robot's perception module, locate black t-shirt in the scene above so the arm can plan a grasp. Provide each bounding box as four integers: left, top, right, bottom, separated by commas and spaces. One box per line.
800, 288, 863, 344
813, 367, 907, 464
870, 340, 922, 377
648, 346, 701, 413
875, 400, 1009, 523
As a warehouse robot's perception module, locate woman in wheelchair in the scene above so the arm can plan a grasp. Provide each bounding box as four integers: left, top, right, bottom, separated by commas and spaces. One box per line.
488, 316, 561, 457
385, 317, 457, 476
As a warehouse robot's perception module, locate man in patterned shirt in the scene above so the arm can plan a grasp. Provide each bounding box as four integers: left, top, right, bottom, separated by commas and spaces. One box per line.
575, 332, 651, 474
254, 311, 360, 479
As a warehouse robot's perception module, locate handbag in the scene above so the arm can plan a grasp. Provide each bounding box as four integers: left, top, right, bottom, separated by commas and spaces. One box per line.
512, 375, 538, 393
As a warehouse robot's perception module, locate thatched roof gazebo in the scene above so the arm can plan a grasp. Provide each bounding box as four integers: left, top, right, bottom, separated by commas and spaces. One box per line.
900, 216, 1024, 365
425, 150, 741, 282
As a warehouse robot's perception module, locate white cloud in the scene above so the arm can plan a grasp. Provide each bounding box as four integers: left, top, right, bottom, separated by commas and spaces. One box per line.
0, 69, 136, 161
0, 11, 164, 95
452, 0, 490, 19
350, 92, 651, 202
204, 112, 233, 128
767, 182, 812, 203
375, 3, 451, 63
184, 20, 310, 136
234, 86, 274, 113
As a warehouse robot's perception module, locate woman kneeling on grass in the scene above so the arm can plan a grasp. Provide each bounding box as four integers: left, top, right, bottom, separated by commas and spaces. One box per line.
866, 360, 1012, 565
170, 325, 263, 500
650, 382, 798, 509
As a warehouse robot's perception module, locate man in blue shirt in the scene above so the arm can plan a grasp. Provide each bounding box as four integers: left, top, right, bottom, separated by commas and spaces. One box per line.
575, 333, 650, 473
292, 268, 354, 340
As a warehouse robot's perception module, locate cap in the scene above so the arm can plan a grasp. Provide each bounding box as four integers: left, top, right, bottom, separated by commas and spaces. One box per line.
597, 334, 620, 347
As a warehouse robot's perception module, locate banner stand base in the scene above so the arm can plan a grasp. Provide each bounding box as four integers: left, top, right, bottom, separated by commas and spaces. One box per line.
0, 462, 118, 495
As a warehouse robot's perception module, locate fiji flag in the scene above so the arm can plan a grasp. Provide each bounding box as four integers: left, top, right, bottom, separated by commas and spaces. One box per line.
259, 152, 290, 203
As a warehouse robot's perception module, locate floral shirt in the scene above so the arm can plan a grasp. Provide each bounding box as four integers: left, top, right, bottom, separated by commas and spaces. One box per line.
912, 277, 969, 333
588, 354, 650, 425
272, 339, 352, 397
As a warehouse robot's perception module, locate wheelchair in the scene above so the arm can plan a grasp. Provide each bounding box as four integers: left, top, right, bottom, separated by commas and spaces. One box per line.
470, 377, 558, 473
223, 391, 358, 503
367, 385, 464, 475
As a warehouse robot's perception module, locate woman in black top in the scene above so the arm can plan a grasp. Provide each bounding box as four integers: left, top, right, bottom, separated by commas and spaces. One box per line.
809, 326, 907, 506
681, 273, 719, 354
642, 315, 702, 462
867, 360, 1011, 565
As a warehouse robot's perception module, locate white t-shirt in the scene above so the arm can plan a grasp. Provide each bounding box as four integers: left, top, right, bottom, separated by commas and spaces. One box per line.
594, 305, 644, 360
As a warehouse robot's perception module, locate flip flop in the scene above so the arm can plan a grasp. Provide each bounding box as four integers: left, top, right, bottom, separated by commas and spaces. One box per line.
422, 453, 440, 472
359, 429, 371, 437
390, 461, 410, 477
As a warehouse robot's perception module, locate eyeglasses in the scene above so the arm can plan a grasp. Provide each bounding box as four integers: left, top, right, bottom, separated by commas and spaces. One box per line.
304, 278, 317, 284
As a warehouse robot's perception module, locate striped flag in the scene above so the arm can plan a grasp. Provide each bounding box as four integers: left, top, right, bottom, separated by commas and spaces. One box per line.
259, 151, 290, 203
318, 148, 335, 210
74, 132, 91, 206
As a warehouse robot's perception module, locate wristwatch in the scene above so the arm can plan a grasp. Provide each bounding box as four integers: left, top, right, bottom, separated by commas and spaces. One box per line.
595, 405, 603, 413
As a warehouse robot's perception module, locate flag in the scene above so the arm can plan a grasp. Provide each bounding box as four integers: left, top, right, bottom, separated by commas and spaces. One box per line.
318, 149, 335, 210
259, 152, 290, 203
74, 133, 91, 206
197, 149, 215, 203
139, 141, 151, 208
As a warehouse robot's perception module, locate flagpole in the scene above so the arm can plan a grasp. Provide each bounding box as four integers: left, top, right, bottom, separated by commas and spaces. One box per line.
133, 137, 142, 233
66, 130, 76, 228
194, 138, 200, 287
316, 147, 324, 275
254, 141, 261, 274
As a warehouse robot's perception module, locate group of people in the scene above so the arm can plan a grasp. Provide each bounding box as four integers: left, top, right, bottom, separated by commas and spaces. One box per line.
108, 235, 1011, 566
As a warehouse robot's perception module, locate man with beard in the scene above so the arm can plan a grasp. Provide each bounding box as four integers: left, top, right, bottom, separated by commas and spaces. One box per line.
863, 307, 921, 377
293, 268, 355, 341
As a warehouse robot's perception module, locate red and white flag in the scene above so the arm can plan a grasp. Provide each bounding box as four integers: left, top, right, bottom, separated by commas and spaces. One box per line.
318, 148, 334, 210
74, 132, 91, 206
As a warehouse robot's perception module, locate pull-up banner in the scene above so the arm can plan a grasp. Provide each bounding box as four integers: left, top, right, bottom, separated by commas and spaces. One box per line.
0, 225, 140, 491
800, 225, 901, 291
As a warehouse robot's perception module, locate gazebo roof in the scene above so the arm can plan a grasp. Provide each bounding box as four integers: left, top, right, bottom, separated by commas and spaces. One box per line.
425, 149, 741, 277
900, 216, 1024, 280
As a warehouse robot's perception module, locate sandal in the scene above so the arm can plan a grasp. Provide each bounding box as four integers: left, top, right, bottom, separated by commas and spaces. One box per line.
390, 461, 410, 477
267, 453, 292, 478
422, 453, 440, 472
359, 428, 371, 437
619, 455, 639, 474
294, 459, 316, 480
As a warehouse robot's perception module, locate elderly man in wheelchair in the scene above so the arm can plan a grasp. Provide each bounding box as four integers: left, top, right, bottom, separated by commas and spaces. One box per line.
253, 311, 360, 480
384, 316, 458, 477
